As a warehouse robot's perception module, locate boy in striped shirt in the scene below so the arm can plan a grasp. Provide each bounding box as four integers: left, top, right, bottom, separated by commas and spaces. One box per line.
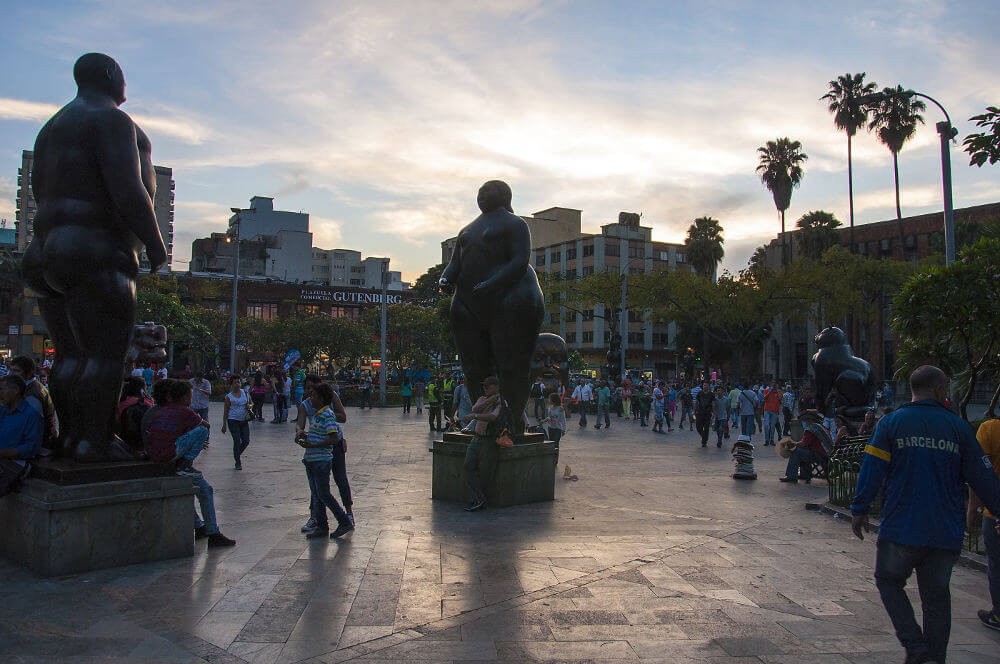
296, 383, 353, 539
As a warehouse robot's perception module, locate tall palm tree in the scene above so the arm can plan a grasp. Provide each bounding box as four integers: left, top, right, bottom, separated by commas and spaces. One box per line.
684, 216, 724, 278
756, 138, 807, 266
821, 72, 877, 252
795, 210, 843, 260
869, 85, 926, 253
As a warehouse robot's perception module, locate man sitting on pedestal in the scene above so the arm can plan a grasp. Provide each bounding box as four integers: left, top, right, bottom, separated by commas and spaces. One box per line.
8, 356, 58, 455
0, 375, 43, 496
460, 376, 504, 512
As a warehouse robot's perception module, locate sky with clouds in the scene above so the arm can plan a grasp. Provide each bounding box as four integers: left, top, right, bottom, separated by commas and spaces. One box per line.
1, 0, 998, 281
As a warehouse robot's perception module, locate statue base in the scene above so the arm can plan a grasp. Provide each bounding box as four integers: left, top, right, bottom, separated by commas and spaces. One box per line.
0, 474, 196, 577
430, 431, 557, 507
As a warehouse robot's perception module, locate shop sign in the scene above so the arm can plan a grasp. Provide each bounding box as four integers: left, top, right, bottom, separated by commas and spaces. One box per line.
299, 288, 403, 305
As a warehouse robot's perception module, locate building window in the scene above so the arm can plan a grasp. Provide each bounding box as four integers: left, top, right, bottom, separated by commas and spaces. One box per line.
566, 247, 577, 260
315, 265, 329, 273
582, 331, 594, 343
675, 252, 685, 263
552, 250, 561, 262
330, 306, 360, 318
565, 268, 577, 280
628, 310, 643, 322
350, 265, 365, 273
247, 302, 279, 321
535, 253, 545, 267
905, 234, 916, 248
349, 278, 363, 285
628, 332, 644, 345
605, 243, 620, 256
550, 311, 560, 323
565, 310, 577, 323
582, 309, 594, 321
297, 305, 319, 315
652, 332, 670, 346
858, 242, 867, 254
628, 245, 644, 258
628, 266, 644, 275
583, 244, 595, 257
659, 251, 669, 261
566, 331, 577, 343
582, 266, 594, 276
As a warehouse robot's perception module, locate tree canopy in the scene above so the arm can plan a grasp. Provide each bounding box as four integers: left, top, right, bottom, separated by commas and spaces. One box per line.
684, 216, 725, 278
964, 106, 1000, 168
795, 210, 842, 260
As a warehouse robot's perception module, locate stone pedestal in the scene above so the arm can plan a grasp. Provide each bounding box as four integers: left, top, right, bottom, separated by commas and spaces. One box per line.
0, 474, 196, 577
430, 432, 557, 507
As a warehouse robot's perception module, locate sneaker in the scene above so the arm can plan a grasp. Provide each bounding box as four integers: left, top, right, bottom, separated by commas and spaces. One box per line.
779, 476, 798, 484
207, 533, 236, 548
331, 523, 355, 538
305, 528, 329, 539
464, 498, 486, 512
235, 462, 242, 470
194, 526, 208, 540
717, 442, 722, 448
346, 513, 355, 527
301, 517, 317, 533
979, 609, 1000, 632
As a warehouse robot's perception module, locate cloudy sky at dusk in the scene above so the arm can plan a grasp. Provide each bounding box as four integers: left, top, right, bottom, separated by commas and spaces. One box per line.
1, 0, 998, 281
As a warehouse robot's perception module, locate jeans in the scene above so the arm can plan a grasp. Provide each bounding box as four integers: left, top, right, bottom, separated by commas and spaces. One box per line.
281, 394, 290, 421
782, 407, 793, 436
402, 396, 411, 413
740, 414, 755, 436
639, 405, 647, 426
272, 395, 280, 421
730, 407, 739, 427
874, 538, 960, 663
823, 416, 837, 440
360, 390, 371, 409
533, 397, 545, 421
578, 401, 589, 427
762, 410, 779, 444
293, 387, 304, 406
680, 406, 693, 427
193, 407, 208, 422
714, 418, 726, 445
428, 405, 442, 431
304, 459, 349, 530
547, 428, 562, 464
415, 393, 424, 412
596, 404, 610, 428
228, 419, 250, 464
311, 443, 353, 518
784, 447, 823, 480
463, 434, 497, 504
985, 516, 1000, 615
695, 412, 712, 445
178, 467, 218, 535
251, 395, 265, 420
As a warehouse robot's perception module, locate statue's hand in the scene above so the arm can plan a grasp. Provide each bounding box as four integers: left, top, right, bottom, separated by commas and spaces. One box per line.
438, 277, 455, 295
147, 241, 168, 273
472, 280, 491, 294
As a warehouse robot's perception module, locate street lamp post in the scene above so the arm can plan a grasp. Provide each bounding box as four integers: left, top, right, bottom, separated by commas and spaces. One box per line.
860, 89, 958, 264
227, 208, 241, 374
379, 260, 388, 406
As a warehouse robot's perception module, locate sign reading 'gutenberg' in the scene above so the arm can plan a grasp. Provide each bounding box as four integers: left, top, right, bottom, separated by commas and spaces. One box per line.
299, 288, 403, 305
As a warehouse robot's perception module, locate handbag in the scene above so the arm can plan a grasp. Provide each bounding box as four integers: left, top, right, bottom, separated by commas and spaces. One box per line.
493, 399, 516, 447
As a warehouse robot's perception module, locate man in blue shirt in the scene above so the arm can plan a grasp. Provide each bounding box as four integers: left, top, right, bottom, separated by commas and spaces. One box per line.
0, 374, 43, 466
851, 365, 1000, 664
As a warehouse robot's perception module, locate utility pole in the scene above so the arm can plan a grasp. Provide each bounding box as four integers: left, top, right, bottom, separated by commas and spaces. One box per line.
620, 270, 627, 382
228, 208, 241, 375
938, 120, 957, 265
379, 260, 388, 406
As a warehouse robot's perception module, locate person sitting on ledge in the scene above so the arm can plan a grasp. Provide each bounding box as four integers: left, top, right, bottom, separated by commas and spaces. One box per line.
0, 375, 43, 466
779, 410, 829, 484
8, 356, 57, 455
460, 376, 504, 513
142, 379, 235, 548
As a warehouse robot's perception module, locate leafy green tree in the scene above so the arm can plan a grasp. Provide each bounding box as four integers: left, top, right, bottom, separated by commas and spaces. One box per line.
822, 72, 877, 250
795, 210, 842, 260
410, 263, 446, 305
757, 138, 808, 266
891, 238, 1000, 420
964, 106, 1000, 167
869, 85, 926, 247
684, 216, 725, 278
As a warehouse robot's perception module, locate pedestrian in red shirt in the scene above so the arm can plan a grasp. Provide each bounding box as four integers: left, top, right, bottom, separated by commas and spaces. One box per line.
761, 380, 782, 446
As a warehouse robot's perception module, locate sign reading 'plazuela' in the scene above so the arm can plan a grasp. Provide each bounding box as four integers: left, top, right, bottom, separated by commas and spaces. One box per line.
299, 288, 403, 305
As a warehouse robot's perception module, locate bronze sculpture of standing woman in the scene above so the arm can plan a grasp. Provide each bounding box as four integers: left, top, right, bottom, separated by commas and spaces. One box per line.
439, 181, 544, 435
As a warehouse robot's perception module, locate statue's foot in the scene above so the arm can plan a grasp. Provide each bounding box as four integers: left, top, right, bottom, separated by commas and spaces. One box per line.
73, 436, 137, 463
57, 433, 79, 460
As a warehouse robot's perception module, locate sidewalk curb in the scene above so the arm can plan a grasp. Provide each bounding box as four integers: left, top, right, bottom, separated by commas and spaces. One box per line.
805, 502, 988, 572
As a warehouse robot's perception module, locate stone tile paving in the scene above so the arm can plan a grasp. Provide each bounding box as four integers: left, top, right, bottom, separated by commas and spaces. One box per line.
2, 407, 999, 663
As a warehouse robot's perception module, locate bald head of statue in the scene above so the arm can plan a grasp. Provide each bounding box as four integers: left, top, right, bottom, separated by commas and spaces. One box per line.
477, 180, 514, 214
73, 53, 126, 106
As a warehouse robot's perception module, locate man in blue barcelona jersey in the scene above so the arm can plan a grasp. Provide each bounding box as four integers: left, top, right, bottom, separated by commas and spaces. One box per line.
851, 365, 1000, 664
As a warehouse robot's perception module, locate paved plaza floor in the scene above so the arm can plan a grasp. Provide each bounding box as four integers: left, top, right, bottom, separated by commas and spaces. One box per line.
2, 406, 999, 664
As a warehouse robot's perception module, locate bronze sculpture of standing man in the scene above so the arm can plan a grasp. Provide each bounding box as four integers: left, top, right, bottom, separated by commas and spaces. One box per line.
439, 181, 544, 435
22, 53, 167, 462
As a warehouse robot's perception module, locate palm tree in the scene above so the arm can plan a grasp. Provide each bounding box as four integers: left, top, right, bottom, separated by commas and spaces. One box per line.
869, 85, 926, 253
795, 210, 843, 260
821, 73, 877, 252
756, 138, 807, 266
684, 216, 724, 278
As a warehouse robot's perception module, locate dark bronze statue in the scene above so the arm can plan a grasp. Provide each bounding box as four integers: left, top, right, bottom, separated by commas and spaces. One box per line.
129, 322, 168, 366
21, 53, 168, 461
810, 326, 877, 419
440, 181, 544, 435
529, 333, 569, 397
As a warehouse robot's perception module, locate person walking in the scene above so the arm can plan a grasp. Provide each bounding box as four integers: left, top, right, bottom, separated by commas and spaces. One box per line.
761, 381, 782, 447
594, 380, 611, 430
296, 382, 354, 539
221, 376, 252, 470
651, 381, 666, 434
712, 386, 730, 448
189, 371, 211, 424
296, 375, 351, 533
282, 371, 292, 422
427, 378, 443, 432
679, 387, 694, 431
694, 381, 714, 447
780, 384, 795, 436
573, 380, 593, 428
544, 392, 566, 464
851, 366, 1000, 664
728, 383, 741, 429
414, 377, 426, 414
970, 415, 1000, 632
400, 378, 413, 413
622, 380, 633, 420
530, 377, 546, 423
250, 374, 267, 421
737, 385, 757, 437
359, 375, 372, 409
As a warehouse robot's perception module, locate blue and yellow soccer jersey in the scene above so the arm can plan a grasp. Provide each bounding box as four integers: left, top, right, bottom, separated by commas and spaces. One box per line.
851, 400, 1000, 550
